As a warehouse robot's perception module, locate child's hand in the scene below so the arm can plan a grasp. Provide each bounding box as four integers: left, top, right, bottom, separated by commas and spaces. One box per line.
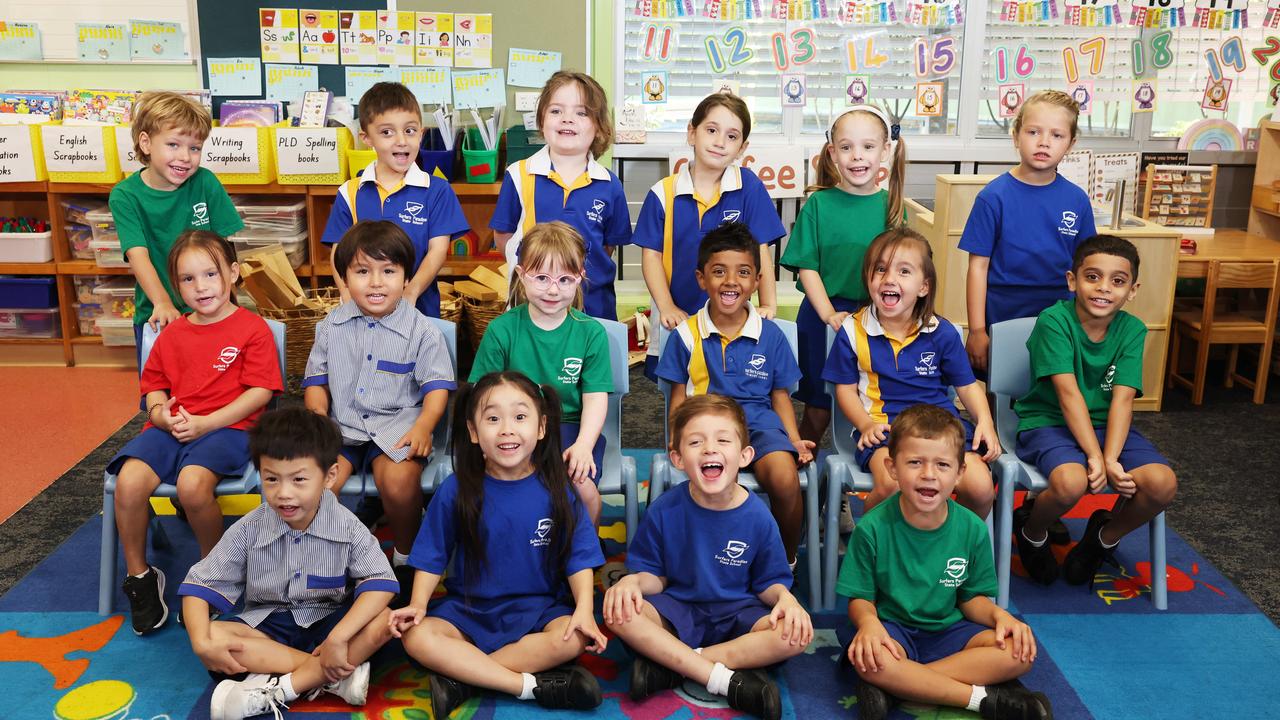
602, 574, 643, 626
388, 606, 425, 638
149, 301, 182, 332
856, 423, 891, 451
757, 305, 777, 320
564, 605, 608, 654
966, 328, 990, 373
1105, 460, 1137, 497
993, 610, 1038, 664
792, 438, 816, 466
395, 422, 434, 459
1086, 455, 1107, 494
768, 593, 814, 648
659, 307, 689, 330
150, 397, 179, 432
563, 442, 598, 486
315, 637, 354, 683
194, 636, 247, 675
825, 311, 850, 331
848, 622, 903, 674
974, 421, 1002, 462
169, 407, 210, 443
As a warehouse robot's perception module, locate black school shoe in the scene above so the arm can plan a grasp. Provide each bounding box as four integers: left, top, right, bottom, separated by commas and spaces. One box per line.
1021, 498, 1071, 545
533, 664, 602, 710
1063, 509, 1117, 587
122, 566, 168, 635
979, 684, 1054, 720
429, 672, 478, 719
1013, 503, 1060, 585
629, 654, 684, 701
726, 669, 781, 720
392, 564, 416, 609
855, 679, 894, 720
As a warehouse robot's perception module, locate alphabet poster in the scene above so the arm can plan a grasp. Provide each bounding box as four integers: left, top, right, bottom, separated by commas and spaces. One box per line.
453, 14, 492, 68
299, 10, 339, 65
378, 11, 415, 66
414, 12, 453, 67
339, 11, 378, 65
259, 9, 299, 64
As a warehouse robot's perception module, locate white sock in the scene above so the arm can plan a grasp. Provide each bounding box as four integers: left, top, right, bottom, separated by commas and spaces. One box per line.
1099, 527, 1119, 549
966, 685, 987, 712
132, 569, 150, 579
516, 672, 537, 700
392, 549, 410, 567
706, 662, 733, 697
694, 647, 703, 655
277, 673, 299, 702
788, 558, 797, 571
1021, 527, 1047, 547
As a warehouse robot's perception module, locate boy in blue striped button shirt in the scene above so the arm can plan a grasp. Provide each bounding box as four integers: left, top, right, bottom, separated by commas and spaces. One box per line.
179, 407, 398, 720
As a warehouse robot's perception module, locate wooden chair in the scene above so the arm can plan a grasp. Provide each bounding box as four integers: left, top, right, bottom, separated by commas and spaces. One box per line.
1168, 259, 1280, 405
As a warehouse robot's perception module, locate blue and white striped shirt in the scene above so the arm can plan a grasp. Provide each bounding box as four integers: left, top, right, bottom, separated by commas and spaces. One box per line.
179, 491, 397, 627
302, 299, 455, 462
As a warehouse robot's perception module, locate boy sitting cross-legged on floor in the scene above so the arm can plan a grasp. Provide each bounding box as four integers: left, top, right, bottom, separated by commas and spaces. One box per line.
178, 406, 398, 720
840, 404, 1051, 720
605, 394, 812, 720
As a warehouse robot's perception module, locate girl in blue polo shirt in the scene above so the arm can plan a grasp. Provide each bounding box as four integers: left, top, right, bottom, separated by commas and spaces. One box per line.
390, 371, 607, 719
823, 228, 999, 520
491, 71, 632, 320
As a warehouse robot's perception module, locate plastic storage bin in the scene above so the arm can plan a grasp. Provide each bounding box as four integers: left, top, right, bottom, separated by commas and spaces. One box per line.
76, 302, 104, 335
0, 231, 53, 263
232, 197, 306, 234
0, 276, 57, 308
66, 223, 94, 259
84, 207, 118, 245
503, 127, 543, 168
346, 149, 376, 178
96, 316, 136, 346
61, 197, 108, 226
0, 307, 60, 338
230, 229, 308, 269
462, 127, 499, 184
91, 239, 127, 268
92, 277, 136, 320
418, 128, 458, 181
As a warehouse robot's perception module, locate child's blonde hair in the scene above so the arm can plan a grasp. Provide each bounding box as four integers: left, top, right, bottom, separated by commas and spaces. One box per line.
132, 91, 212, 165
810, 107, 907, 229
1013, 90, 1081, 140
862, 227, 936, 328
536, 71, 613, 158
511, 221, 586, 310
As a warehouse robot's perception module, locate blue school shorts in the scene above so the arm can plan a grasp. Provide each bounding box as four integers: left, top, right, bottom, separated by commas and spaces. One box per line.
854, 417, 982, 472
1016, 425, 1169, 479
429, 593, 574, 654
107, 427, 249, 485
226, 606, 349, 653
793, 296, 862, 407
871, 618, 988, 665
560, 422, 607, 485
647, 593, 772, 649
747, 426, 797, 463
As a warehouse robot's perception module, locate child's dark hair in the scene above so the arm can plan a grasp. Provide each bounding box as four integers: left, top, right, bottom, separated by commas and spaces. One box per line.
1073, 234, 1140, 281
689, 93, 752, 141
249, 406, 342, 471
450, 371, 575, 589
862, 227, 936, 328
697, 221, 760, 272
670, 394, 748, 449
357, 81, 421, 131
887, 404, 965, 465
333, 220, 415, 278
537, 71, 613, 158
168, 230, 241, 303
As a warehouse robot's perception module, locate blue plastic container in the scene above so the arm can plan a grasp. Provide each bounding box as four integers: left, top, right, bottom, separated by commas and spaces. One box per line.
417, 128, 459, 181
0, 276, 57, 309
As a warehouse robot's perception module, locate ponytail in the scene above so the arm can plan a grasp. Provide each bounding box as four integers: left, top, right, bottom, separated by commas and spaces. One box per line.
806, 141, 842, 193
885, 135, 908, 229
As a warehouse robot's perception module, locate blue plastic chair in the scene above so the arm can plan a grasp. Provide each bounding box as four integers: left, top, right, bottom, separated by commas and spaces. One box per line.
596, 319, 641, 545
99, 318, 286, 615
988, 317, 1168, 610
647, 319, 823, 609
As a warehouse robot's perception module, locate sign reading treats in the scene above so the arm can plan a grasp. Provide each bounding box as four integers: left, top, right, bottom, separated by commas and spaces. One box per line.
275, 128, 340, 175
667, 147, 804, 199
203, 127, 263, 175
41, 125, 106, 173
0, 125, 39, 182
115, 126, 140, 169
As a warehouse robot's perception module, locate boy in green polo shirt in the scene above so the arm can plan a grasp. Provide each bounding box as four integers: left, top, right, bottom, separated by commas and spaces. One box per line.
838, 404, 1050, 720
110, 91, 244, 352
1013, 235, 1178, 587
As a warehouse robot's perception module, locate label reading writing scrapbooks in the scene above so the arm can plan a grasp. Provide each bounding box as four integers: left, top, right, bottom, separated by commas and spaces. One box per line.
275, 128, 339, 175
0, 126, 38, 182
203, 128, 263, 175
41, 126, 106, 172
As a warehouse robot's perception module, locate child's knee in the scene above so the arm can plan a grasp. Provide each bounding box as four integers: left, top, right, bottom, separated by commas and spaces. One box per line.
1138, 465, 1178, 507
764, 623, 806, 659
1048, 466, 1088, 501
961, 464, 995, 506
176, 469, 219, 506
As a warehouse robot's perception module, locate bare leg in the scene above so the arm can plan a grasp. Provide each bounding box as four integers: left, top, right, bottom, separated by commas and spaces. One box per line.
1023, 464, 1087, 539
288, 608, 394, 693
401, 618, 526, 695
857, 630, 1031, 707
1100, 464, 1177, 543
861, 448, 895, 515
956, 454, 995, 520
607, 602, 715, 684
489, 615, 588, 672
798, 405, 831, 449
371, 455, 424, 556
752, 451, 804, 562
175, 465, 225, 558
700, 614, 806, 669
115, 458, 163, 576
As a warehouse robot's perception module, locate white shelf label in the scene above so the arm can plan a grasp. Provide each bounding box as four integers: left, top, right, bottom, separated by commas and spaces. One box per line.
0, 126, 39, 182
275, 128, 340, 176
204, 127, 264, 176
41, 125, 108, 173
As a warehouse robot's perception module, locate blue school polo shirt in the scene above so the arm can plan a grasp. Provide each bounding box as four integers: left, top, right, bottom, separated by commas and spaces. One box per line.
490, 146, 632, 320
627, 482, 792, 604
322, 161, 470, 318
957, 172, 1097, 326
822, 306, 974, 426
656, 303, 801, 434
633, 164, 786, 314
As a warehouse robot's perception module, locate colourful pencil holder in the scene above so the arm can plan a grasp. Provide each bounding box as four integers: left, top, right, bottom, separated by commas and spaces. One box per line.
417, 128, 458, 181
462, 127, 499, 184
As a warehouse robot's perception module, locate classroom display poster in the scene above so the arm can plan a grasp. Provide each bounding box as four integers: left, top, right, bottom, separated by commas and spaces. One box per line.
207, 57, 263, 97
508, 48, 562, 88
415, 12, 454, 67
0, 21, 41, 61
339, 11, 378, 65
1201, 76, 1232, 111
130, 20, 186, 60
345, 67, 396, 101
1059, 149, 1093, 193
378, 11, 416, 66
265, 63, 318, 102
299, 10, 339, 65
76, 23, 129, 62
998, 82, 1025, 117
0, 124, 40, 182
846, 75, 871, 104
1132, 79, 1157, 112
1068, 79, 1094, 115
260, 9, 299, 64
452, 68, 505, 108
916, 81, 944, 116
1093, 152, 1140, 214
453, 14, 493, 68
642, 71, 668, 103
781, 74, 807, 106
400, 68, 452, 105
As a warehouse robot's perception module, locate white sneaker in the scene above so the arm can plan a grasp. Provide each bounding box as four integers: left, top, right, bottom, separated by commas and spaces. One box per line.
210, 675, 289, 720
838, 497, 856, 535
321, 661, 370, 705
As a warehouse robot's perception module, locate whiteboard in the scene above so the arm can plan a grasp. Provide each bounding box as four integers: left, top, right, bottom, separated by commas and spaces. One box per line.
0, 0, 195, 62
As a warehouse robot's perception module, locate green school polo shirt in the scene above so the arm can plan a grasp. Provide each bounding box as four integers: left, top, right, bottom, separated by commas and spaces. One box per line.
780, 188, 889, 301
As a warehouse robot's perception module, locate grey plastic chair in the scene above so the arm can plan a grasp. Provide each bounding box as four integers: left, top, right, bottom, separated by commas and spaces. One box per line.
596, 319, 641, 545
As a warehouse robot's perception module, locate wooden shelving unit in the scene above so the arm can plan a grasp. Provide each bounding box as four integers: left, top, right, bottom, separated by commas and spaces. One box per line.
1249, 121, 1280, 238
0, 179, 504, 367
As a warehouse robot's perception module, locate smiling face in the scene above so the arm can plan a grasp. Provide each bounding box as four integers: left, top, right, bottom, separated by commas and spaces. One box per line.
1013, 102, 1076, 175
696, 249, 758, 320
687, 104, 747, 172
260, 455, 338, 531
867, 242, 929, 327
541, 81, 597, 159
886, 434, 963, 521
174, 247, 238, 324
344, 249, 406, 318
827, 112, 890, 195
1068, 252, 1138, 322
518, 256, 583, 320
670, 411, 754, 503
139, 125, 205, 191
359, 108, 423, 180
468, 382, 546, 480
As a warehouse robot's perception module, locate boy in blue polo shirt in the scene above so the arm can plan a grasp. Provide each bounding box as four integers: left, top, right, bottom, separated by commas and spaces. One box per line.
656, 222, 813, 565
322, 82, 469, 317
605, 394, 810, 720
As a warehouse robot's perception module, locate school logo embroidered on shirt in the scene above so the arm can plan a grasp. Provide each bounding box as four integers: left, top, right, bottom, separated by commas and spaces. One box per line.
1102, 364, 1116, 391
398, 201, 428, 226
745, 353, 768, 379
559, 357, 583, 384
940, 557, 968, 587
717, 540, 750, 567
722, 210, 741, 223
587, 199, 606, 224
915, 351, 938, 376
1058, 210, 1080, 237
213, 346, 240, 372
531, 518, 553, 547
191, 202, 209, 226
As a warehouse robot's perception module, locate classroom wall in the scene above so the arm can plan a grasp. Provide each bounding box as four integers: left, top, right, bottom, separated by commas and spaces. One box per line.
0, 63, 201, 91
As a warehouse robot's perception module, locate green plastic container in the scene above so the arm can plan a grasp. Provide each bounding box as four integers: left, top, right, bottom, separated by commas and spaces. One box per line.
462, 127, 499, 183
503, 126, 543, 168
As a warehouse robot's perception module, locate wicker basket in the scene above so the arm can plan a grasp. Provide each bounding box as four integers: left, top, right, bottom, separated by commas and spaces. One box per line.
440, 292, 463, 325
258, 287, 342, 392
463, 295, 505, 351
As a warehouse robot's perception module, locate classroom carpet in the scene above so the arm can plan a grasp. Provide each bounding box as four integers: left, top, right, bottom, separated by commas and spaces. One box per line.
1, 454, 1277, 720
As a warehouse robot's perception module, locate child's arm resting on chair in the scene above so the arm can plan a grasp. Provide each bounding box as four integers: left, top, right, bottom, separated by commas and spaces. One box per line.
958, 595, 1036, 663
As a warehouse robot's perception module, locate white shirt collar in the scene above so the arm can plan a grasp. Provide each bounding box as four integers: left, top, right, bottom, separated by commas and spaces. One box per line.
356, 159, 430, 189
695, 300, 762, 341
857, 305, 940, 338
673, 162, 743, 197
525, 145, 611, 182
